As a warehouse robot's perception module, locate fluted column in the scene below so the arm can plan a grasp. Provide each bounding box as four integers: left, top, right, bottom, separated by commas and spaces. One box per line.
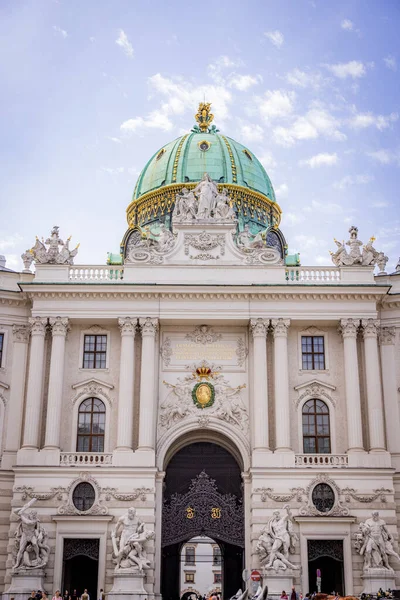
362, 319, 386, 452
339, 319, 364, 452
271, 318, 291, 452
116, 317, 136, 451
380, 327, 400, 454
22, 317, 48, 449
249, 318, 270, 451
138, 317, 158, 451
2, 325, 30, 465
44, 317, 70, 449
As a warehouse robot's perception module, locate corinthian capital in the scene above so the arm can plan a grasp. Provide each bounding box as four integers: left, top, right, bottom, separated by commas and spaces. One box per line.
361, 319, 379, 339
249, 318, 269, 338
49, 317, 70, 337
118, 317, 137, 336
338, 318, 359, 339
139, 317, 159, 337
379, 327, 396, 346
271, 318, 290, 338
12, 324, 30, 343
29, 317, 48, 336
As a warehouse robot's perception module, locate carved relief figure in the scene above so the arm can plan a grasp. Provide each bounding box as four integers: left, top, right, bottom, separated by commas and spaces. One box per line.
13, 499, 49, 571
174, 188, 197, 220
330, 226, 387, 271
125, 225, 176, 264
256, 505, 299, 571
355, 511, 400, 572
111, 507, 154, 572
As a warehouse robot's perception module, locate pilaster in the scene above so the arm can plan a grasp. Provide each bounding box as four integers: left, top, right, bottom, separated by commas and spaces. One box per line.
271, 318, 292, 453
114, 317, 137, 461
137, 317, 159, 456
249, 318, 270, 459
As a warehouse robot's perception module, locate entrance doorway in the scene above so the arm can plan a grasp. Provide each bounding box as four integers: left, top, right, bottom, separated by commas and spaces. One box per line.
161, 442, 244, 600
62, 539, 99, 600
307, 540, 344, 595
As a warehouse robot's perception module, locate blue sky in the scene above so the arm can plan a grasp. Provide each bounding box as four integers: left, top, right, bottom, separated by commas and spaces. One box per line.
1, 0, 399, 270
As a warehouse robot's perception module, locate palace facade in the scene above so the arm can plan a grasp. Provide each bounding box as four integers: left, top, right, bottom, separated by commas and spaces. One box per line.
0, 105, 400, 599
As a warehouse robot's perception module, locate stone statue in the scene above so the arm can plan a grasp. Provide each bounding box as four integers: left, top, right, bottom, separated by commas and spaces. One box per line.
12, 498, 49, 571
23, 226, 79, 266
354, 511, 400, 571
142, 223, 175, 252
111, 507, 154, 572
194, 173, 217, 218
125, 225, 176, 264
214, 188, 236, 219
330, 226, 387, 271
173, 188, 197, 220
256, 505, 299, 571
237, 225, 268, 250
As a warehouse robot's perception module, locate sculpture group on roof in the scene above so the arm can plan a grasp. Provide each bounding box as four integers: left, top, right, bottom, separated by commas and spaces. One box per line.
330, 226, 388, 273
173, 174, 236, 222
21, 225, 79, 270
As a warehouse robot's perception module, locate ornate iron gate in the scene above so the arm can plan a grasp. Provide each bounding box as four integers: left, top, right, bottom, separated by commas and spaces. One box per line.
162, 471, 244, 547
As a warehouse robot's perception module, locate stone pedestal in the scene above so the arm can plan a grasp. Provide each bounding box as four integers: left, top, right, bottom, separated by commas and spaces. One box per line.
4, 569, 46, 600
262, 569, 295, 598
108, 570, 148, 600
361, 569, 396, 594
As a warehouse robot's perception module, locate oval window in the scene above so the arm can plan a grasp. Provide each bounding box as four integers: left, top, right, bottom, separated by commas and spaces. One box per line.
311, 483, 335, 513
72, 482, 95, 512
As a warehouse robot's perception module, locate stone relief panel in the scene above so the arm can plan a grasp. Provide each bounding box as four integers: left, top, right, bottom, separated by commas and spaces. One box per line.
160, 325, 248, 372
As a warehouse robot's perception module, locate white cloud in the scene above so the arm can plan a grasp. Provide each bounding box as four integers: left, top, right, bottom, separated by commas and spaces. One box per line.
349, 111, 398, 131
0, 233, 23, 251
228, 74, 261, 91
333, 174, 374, 190
100, 167, 124, 175
325, 60, 366, 79
264, 30, 284, 48
273, 106, 345, 147
371, 201, 389, 208
258, 151, 278, 171
366, 149, 400, 166
254, 90, 295, 123
305, 199, 344, 215
121, 110, 173, 134
107, 137, 122, 143
341, 19, 354, 31
315, 254, 331, 265
300, 152, 338, 168
275, 183, 289, 198
89, 36, 95, 43
283, 212, 305, 226
384, 55, 397, 71
285, 68, 324, 89
240, 123, 264, 142
207, 55, 243, 83
53, 25, 68, 38
115, 30, 134, 58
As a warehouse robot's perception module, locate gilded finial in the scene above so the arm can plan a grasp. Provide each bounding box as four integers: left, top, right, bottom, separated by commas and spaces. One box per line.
195, 102, 214, 133
369, 236, 376, 243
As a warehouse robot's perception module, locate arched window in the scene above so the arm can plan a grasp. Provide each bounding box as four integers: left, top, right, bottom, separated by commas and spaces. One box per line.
302, 398, 331, 454
77, 398, 106, 452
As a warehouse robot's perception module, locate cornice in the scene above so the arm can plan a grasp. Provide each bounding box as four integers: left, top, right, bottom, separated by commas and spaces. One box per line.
0, 291, 30, 307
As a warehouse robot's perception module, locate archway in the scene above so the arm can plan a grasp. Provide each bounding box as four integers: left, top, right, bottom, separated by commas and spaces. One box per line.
62, 539, 99, 600
161, 442, 244, 600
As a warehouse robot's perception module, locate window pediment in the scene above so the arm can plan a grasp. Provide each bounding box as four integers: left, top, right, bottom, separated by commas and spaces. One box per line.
71, 378, 114, 406
294, 379, 336, 408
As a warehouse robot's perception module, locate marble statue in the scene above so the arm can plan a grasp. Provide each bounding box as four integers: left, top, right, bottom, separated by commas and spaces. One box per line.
173, 188, 197, 220
194, 173, 217, 218
354, 511, 400, 571
256, 505, 299, 571
125, 224, 176, 264
172, 174, 236, 222
12, 498, 49, 571
23, 226, 79, 266
330, 226, 387, 271
142, 223, 175, 252
237, 225, 268, 250
214, 188, 236, 219
111, 507, 155, 572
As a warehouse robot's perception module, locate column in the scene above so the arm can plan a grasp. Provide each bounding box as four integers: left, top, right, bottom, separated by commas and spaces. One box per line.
362, 319, 386, 452
115, 317, 136, 451
339, 319, 364, 452
22, 317, 48, 449
138, 317, 158, 451
2, 325, 30, 467
249, 318, 270, 451
43, 317, 70, 449
380, 327, 400, 454
271, 318, 291, 452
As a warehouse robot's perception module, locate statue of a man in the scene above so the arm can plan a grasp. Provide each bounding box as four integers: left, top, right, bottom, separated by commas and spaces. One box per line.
261, 505, 298, 570
13, 498, 48, 570
111, 508, 154, 571
194, 174, 217, 218
357, 512, 400, 571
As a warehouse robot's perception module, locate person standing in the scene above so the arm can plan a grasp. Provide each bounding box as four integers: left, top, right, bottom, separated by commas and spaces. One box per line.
81, 589, 89, 600
290, 587, 299, 600
99, 590, 105, 600
28, 590, 36, 600
52, 590, 61, 600
63, 590, 70, 600
71, 590, 78, 600
281, 592, 288, 600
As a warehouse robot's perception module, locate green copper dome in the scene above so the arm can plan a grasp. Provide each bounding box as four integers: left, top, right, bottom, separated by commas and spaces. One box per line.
132, 131, 276, 202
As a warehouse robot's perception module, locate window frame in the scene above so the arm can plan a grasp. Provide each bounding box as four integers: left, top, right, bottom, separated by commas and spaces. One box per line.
185, 546, 196, 566
297, 329, 329, 372
184, 572, 195, 584
302, 398, 331, 454
76, 397, 106, 453
213, 546, 222, 566
0, 329, 9, 370
214, 573, 222, 584
79, 328, 110, 371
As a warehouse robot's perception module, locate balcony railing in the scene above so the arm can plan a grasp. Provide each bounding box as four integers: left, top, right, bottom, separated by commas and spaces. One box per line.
60, 452, 113, 466
68, 266, 124, 281
295, 454, 349, 467
286, 267, 341, 283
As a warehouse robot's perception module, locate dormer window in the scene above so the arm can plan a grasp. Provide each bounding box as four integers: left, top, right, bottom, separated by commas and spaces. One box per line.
243, 149, 252, 161
156, 148, 166, 161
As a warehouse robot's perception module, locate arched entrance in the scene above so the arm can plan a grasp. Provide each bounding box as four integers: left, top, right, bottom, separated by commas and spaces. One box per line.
161, 442, 244, 600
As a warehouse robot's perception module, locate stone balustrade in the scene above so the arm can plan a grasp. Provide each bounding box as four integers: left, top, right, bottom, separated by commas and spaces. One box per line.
60, 452, 113, 466
286, 267, 341, 283
295, 453, 349, 467
68, 266, 124, 281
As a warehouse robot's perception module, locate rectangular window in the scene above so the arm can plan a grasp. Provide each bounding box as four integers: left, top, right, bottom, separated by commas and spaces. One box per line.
0, 333, 3, 367
301, 335, 325, 370
185, 547, 195, 565
213, 547, 221, 565
83, 334, 107, 369
185, 573, 195, 583
214, 573, 222, 584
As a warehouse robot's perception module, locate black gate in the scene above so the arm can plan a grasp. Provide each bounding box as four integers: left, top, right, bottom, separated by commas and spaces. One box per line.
162, 471, 244, 547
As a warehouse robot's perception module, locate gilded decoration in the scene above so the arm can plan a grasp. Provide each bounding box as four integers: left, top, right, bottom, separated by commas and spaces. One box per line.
125, 183, 281, 229
192, 381, 215, 409
194, 103, 214, 133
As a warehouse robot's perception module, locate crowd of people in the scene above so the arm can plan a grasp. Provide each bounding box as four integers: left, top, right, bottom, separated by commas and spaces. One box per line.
27, 589, 105, 600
